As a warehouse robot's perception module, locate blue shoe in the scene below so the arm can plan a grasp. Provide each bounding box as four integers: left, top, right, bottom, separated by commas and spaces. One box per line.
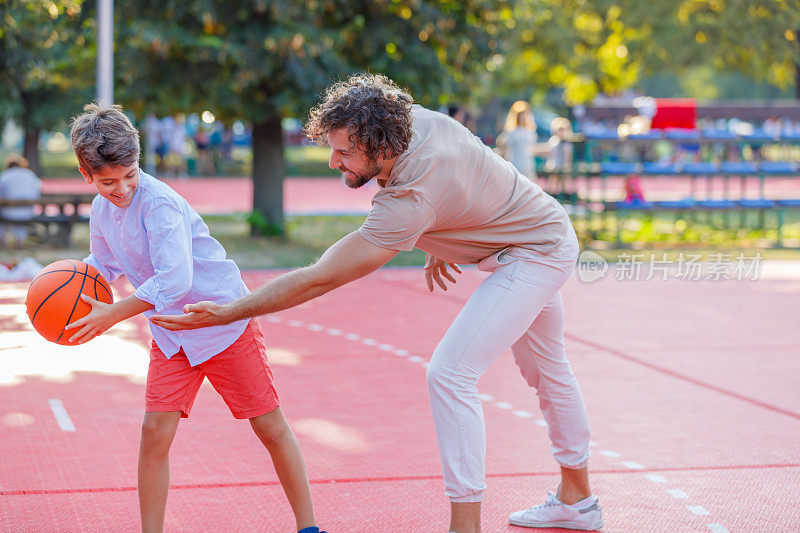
298, 528, 327, 533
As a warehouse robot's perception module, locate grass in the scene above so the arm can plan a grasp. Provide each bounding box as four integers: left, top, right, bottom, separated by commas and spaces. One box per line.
2, 213, 799, 272
0, 214, 427, 270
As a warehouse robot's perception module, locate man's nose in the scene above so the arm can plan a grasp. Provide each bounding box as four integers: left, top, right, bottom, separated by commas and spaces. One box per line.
329, 151, 339, 170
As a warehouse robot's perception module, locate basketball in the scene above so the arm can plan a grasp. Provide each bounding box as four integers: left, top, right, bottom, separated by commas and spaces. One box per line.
26, 260, 114, 346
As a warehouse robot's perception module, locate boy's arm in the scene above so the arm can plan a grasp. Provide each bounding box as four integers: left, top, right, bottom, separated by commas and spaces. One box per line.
133, 199, 194, 312
68, 199, 192, 344
84, 211, 124, 282
150, 231, 397, 330
65, 294, 154, 344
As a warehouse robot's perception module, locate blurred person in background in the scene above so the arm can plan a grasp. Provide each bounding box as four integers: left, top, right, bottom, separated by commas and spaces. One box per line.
167, 115, 189, 179
545, 117, 575, 196
0, 155, 42, 247
624, 174, 646, 204
143, 113, 162, 175
546, 117, 574, 172
193, 125, 215, 176
496, 101, 538, 180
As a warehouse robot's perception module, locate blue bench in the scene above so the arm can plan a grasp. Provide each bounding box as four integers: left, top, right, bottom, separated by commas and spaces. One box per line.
600, 162, 639, 174
760, 161, 797, 174
642, 162, 679, 175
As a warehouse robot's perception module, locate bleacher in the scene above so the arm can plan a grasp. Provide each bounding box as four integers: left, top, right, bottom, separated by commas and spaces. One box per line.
540, 127, 800, 247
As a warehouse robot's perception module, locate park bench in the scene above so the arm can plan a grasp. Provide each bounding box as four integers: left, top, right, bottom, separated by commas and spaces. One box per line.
0, 193, 94, 247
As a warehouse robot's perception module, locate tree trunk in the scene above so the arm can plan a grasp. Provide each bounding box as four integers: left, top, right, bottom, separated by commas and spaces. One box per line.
250, 115, 286, 235
23, 127, 42, 176
795, 28, 800, 99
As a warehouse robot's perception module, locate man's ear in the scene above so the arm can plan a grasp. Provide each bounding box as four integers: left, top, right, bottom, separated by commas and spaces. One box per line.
78, 166, 93, 184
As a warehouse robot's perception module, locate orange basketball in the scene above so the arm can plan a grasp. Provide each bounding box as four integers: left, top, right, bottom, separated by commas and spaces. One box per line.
26, 260, 114, 346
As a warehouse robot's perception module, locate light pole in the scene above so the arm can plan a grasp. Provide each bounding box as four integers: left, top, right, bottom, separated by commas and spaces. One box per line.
97, 0, 113, 105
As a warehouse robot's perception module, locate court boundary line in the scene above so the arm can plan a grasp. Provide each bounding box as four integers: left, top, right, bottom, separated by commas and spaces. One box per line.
382, 276, 800, 421
4, 463, 798, 497
565, 333, 800, 421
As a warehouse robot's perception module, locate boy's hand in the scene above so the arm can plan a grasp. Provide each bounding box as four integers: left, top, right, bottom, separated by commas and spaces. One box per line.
65, 295, 116, 344
149, 301, 225, 330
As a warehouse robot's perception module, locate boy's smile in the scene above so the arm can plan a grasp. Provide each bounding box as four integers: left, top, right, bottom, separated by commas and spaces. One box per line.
80, 163, 140, 207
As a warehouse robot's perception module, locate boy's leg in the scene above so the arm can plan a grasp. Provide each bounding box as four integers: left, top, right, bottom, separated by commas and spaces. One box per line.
201, 320, 318, 530
142, 344, 205, 533
250, 407, 316, 531
139, 411, 181, 533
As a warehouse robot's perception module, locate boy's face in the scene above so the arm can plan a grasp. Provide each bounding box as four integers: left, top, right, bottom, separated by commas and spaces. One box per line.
80, 163, 140, 208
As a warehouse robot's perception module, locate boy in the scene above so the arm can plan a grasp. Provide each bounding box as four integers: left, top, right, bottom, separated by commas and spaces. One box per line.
65, 102, 324, 533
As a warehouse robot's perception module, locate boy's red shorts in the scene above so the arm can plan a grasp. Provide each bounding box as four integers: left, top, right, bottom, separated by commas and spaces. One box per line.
145, 319, 279, 419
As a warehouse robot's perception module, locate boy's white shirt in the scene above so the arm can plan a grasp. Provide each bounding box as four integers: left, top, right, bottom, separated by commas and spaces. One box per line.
84, 170, 249, 366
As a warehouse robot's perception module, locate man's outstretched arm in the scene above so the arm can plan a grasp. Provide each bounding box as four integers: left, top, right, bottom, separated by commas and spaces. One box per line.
149, 231, 397, 330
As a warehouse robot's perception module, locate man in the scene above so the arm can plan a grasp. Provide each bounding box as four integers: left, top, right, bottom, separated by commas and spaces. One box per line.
151, 74, 602, 532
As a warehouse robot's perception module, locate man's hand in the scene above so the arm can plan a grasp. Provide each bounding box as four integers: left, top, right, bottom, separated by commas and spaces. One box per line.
64, 295, 116, 344
149, 301, 226, 331
424, 253, 462, 292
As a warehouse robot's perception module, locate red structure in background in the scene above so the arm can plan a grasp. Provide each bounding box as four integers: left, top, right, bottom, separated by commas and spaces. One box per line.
650, 98, 697, 129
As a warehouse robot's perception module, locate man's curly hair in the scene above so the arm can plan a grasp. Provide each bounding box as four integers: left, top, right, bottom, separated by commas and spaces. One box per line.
305, 73, 414, 160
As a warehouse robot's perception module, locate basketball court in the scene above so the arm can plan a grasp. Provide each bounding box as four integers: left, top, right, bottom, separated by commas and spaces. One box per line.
1, 261, 798, 532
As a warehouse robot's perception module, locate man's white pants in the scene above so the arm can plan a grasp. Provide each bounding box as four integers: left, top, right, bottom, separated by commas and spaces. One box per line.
425, 239, 590, 503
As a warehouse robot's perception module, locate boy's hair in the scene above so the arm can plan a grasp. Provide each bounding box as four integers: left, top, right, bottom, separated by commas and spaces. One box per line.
70, 102, 140, 175
305, 73, 414, 161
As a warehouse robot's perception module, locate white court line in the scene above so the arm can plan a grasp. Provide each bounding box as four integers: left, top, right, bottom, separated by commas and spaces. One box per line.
707, 524, 729, 533
394, 349, 409, 356
646, 474, 668, 483
688, 506, 710, 516
265, 316, 281, 323
408, 356, 424, 363
287, 320, 304, 327
535, 419, 548, 427
495, 402, 513, 409
327, 328, 342, 336
667, 489, 688, 499
622, 461, 644, 470
378, 344, 394, 351
307, 324, 324, 331
513, 410, 533, 418
48, 399, 75, 432
589, 440, 597, 447
600, 450, 621, 457
362, 338, 378, 346
479, 394, 494, 401
344, 333, 361, 341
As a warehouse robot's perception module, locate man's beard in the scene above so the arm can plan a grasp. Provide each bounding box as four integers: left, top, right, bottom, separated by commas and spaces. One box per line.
341, 160, 382, 189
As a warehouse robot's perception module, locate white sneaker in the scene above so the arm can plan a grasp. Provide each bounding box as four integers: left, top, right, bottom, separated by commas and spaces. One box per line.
509, 491, 603, 530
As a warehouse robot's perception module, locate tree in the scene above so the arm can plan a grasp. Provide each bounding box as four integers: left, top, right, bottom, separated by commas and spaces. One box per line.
0, 0, 94, 174
488, 0, 800, 106
114, 0, 500, 234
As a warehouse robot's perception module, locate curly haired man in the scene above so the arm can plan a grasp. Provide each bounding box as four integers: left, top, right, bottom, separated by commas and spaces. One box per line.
152, 74, 602, 533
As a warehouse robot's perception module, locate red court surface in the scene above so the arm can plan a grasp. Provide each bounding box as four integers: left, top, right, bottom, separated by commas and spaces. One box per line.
42, 175, 800, 216
1, 263, 799, 532
42, 177, 379, 216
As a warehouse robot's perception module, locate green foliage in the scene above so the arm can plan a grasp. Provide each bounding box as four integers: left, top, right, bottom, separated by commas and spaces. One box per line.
246, 209, 285, 237
0, 0, 94, 129
485, 0, 800, 105
114, 1, 501, 118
